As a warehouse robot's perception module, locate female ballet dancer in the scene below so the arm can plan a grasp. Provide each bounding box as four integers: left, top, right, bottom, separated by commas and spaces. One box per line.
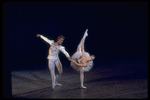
69, 29, 95, 89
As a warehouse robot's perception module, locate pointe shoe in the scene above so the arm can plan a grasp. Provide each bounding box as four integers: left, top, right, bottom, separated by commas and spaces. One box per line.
86, 29, 88, 32
84, 29, 88, 37
81, 85, 87, 89
52, 83, 56, 89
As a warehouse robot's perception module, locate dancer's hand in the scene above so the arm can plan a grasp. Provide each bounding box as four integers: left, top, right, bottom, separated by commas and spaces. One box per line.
67, 57, 72, 61
36, 34, 41, 37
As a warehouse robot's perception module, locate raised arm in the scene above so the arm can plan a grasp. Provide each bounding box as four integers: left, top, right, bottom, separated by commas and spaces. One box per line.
36, 34, 54, 45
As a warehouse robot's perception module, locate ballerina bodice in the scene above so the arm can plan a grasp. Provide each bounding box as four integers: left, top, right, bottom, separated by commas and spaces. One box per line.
78, 57, 86, 64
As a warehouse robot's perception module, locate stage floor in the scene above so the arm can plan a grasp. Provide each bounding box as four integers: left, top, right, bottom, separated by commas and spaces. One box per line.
11, 61, 148, 99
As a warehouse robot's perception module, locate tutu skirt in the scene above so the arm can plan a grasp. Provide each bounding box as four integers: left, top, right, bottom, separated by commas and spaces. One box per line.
70, 52, 93, 72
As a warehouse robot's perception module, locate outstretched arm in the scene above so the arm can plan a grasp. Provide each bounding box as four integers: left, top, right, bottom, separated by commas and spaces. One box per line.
59, 46, 70, 58
36, 34, 54, 45
70, 59, 87, 67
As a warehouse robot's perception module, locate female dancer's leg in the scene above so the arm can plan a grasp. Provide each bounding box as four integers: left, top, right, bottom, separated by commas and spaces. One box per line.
80, 71, 86, 88
78, 29, 88, 89
76, 29, 88, 54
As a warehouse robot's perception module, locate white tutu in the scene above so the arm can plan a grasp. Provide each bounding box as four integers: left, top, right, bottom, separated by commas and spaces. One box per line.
70, 52, 93, 72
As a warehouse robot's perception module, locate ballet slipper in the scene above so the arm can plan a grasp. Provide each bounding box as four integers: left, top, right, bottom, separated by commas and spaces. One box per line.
55, 74, 62, 86
55, 82, 62, 86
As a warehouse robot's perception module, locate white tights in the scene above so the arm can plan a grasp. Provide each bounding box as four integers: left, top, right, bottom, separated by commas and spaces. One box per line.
77, 29, 88, 52
48, 59, 62, 89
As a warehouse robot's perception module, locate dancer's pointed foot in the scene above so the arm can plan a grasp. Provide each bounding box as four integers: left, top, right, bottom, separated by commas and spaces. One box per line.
85, 29, 88, 37
56, 82, 62, 86
85, 29, 88, 33
81, 85, 87, 89
52, 83, 56, 89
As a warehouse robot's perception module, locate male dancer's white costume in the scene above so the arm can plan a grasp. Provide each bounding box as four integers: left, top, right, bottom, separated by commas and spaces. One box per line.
39, 35, 70, 89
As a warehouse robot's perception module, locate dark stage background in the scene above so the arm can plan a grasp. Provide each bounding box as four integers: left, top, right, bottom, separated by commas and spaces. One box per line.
3, 1, 148, 98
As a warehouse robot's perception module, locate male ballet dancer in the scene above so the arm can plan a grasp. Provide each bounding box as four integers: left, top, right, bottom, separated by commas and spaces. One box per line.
37, 34, 71, 89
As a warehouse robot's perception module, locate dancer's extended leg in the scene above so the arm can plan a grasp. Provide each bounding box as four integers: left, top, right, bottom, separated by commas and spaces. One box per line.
76, 29, 88, 52
80, 71, 86, 89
